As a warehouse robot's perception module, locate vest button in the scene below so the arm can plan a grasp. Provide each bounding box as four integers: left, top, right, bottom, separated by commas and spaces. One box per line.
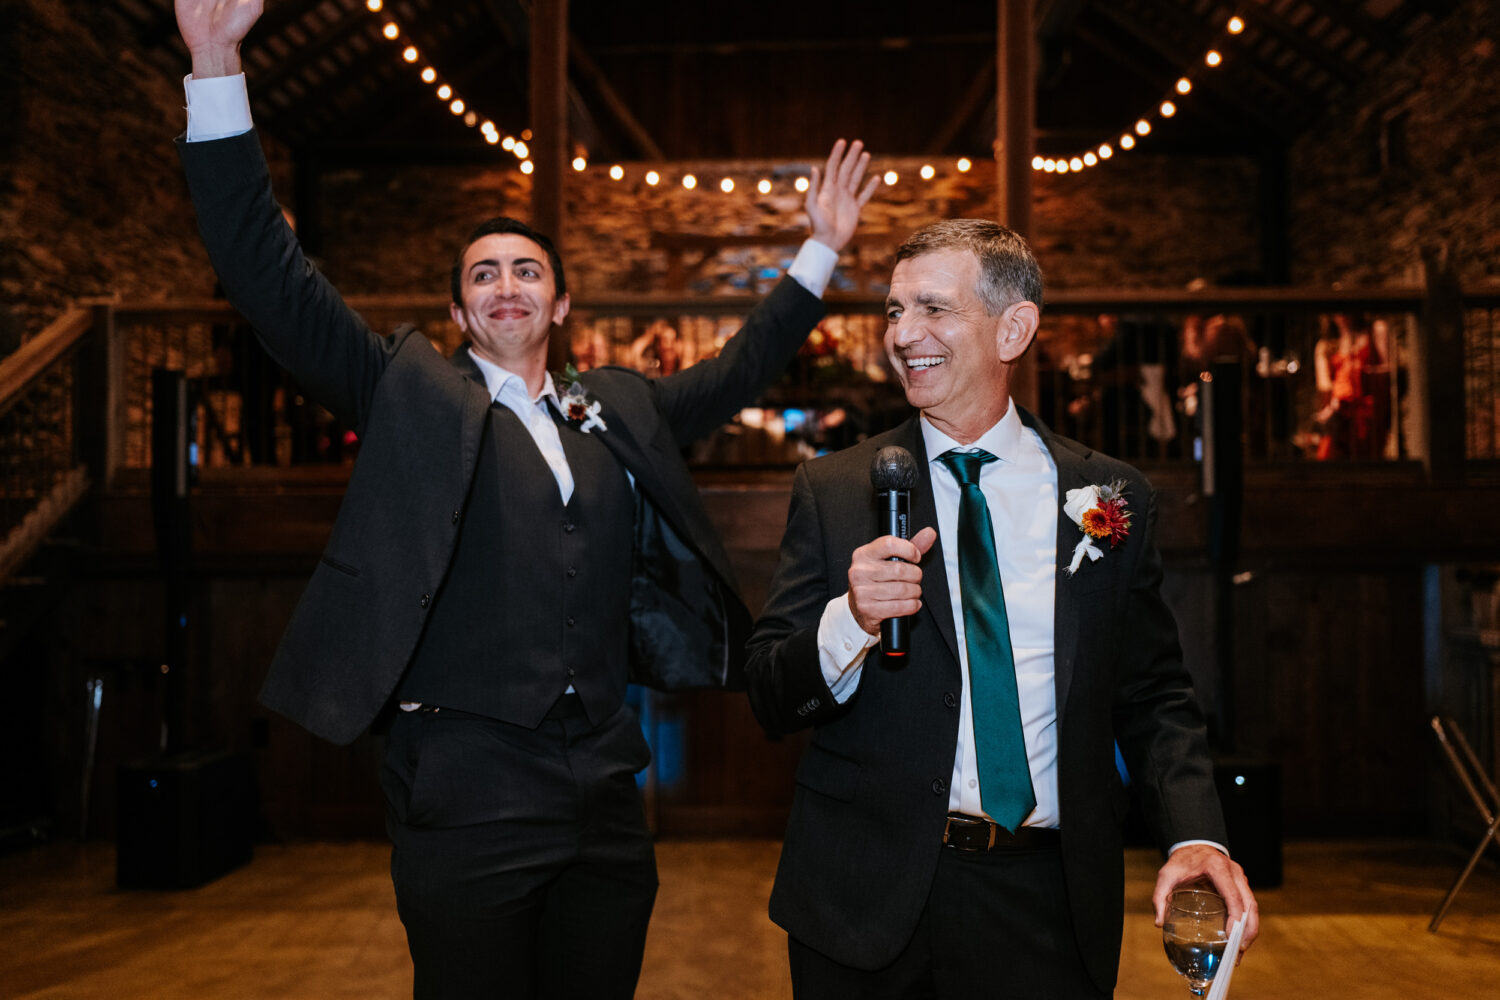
451, 510, 460, 524
562, 520, 576, 533
943, 692, 957, 709
419, 594, 431, 608
566, 567, 578, 578
566, 616, 576, 627
931, 778, 947, 795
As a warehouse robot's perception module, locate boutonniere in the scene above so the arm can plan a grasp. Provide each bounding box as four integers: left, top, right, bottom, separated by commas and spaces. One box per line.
553, 363, 608, 433
1063, 479, 1132, 575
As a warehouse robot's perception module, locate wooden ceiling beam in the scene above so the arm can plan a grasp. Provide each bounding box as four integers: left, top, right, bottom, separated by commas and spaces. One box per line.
1298, 0, 1403, 56
1215, 0, 1363, 87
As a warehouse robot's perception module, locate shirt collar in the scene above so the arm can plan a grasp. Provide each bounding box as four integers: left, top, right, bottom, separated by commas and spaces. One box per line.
919, 398, 1023, 466
467, 347, 558, 406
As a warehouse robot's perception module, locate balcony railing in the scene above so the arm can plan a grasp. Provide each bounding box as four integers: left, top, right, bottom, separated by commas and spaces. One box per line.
2, 272, 1497, 583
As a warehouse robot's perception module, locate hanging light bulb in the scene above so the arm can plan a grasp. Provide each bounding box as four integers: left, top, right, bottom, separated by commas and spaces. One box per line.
720, 177, 734, 193
449, 99, 465, 115
1056, 160, 1071, 174
1227, 16, 1245, 34
1206, 50, 1223, 67
512, 140, 529, 158
1121, 134, 1136, 150
366, 0, 382, 11
1160, 101, 1176, 117
920, 164, 936, 180
883, 170, 899, 185
519, 160, 534, 175
645, 170, 660, 186
757, 179, 772, 194
956, 157, 972, 172
420, 67, 436, 83
609, 165, 624, 180
1176, 78, 1192, 94
682, 173, 697, 190
1069, 157, 1084, 171
402, 46, 418, 63
1083, 151, 1097, 166
794, 176, 810, 192
382, 22, 399, 39
437, 84, 452, 100
572, 156, 587, 171
1030, 155, 1044, 170
1098, 143, 1113, 159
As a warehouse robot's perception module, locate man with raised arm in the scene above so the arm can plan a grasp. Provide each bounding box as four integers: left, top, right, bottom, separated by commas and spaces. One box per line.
746, 219, 1258, 997
172, 3, 876, 997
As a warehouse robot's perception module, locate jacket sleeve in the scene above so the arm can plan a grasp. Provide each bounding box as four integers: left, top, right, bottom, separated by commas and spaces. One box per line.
177, 130, 393, 431
745, 462, 853, 734
648, 277, 826, 446
1110, 490, 1229, 851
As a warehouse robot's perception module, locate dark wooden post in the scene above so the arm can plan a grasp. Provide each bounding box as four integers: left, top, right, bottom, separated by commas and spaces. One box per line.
1419, 246, 1467, 482
997, 0, 1037, 411
530, 0, 570, 372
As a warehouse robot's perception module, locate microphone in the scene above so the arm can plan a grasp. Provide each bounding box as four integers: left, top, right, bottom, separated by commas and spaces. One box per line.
870, 445, 919, 656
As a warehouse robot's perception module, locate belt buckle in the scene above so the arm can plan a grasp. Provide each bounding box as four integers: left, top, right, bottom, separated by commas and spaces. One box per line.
944, 814, 998, 852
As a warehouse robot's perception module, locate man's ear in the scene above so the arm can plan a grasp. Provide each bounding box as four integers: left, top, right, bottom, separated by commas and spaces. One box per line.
449, 301, 469, 333
552, 292, 572, 326
998, 300, 1040, 363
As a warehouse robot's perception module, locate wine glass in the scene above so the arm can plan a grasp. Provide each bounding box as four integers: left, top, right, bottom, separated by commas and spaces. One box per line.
1162, 885, 1229, 996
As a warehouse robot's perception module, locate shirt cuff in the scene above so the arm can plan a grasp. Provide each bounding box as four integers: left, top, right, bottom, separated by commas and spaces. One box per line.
1168, 839, 1230, 858
817, 594, 878, 703
786, 238, 839, 299
185, 73, 254, 142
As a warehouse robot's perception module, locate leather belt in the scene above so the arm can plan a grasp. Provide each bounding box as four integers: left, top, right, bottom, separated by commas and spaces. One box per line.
942, 813, 1061, 852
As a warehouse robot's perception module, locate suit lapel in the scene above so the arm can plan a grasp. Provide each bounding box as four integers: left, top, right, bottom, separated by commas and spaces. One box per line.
903, 418, 961, 668
1023, 409, 1094, 717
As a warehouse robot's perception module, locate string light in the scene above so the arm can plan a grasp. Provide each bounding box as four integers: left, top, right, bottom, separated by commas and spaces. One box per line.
382, 22, 399, 39
956, 157, 972, 172
794, 177, 809, 192
757, 179, 772, 194
420, 66, 436, 83
719, 178, 734, 193
365, 0, 382, 10
682, 173, 697, 190
920, 164, 935, 180
436, 84, 452, 100
572, 156, 587, 171
609, 165, 625, 181
402, 46, 418, 62
1038, 13, 1246, 176
519, 160, 534, 175
645, 170, 660, 186
448, 98, 464, 115
883, 170, 899, 185
512, 140, 528, 158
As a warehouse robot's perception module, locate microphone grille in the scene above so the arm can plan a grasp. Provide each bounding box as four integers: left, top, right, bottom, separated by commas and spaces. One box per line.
870, 445, 919, 490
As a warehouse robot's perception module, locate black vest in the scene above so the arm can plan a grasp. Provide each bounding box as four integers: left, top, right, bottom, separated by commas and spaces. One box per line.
396, 402, 635, 727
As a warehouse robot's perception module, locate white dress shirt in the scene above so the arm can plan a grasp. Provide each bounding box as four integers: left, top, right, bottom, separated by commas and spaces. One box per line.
818, 402, 1061, 827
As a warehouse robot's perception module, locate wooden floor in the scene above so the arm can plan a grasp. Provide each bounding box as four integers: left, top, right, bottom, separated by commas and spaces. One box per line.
3, 838, 1499, 998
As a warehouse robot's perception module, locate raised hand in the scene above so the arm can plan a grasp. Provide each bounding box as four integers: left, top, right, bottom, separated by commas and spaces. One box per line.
176, 0, 264, 77
805, 139, 879, 254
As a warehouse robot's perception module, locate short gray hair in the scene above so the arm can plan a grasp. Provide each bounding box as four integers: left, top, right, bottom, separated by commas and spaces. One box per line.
894, 219, 1044, 316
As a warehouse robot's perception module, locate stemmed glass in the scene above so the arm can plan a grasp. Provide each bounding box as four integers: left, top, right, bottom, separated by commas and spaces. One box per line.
1162, 885, 1229, 996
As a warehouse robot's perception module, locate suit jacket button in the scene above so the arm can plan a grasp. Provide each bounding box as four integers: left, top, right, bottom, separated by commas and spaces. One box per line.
419, 594, 431, 608
562, 520, 576, 533
943, 692, 957, 709
566, 616, 576, 627
931, 778, 947, 795
451, 510, 460, 524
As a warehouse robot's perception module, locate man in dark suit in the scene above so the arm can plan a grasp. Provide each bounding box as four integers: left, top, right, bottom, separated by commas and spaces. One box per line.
172, 3, 876, 997
746, 219, 1258, 997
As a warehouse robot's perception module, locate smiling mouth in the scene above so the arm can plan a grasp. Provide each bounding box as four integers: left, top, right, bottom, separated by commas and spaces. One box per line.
904, 356, 945, 370
488, 307, 529, 320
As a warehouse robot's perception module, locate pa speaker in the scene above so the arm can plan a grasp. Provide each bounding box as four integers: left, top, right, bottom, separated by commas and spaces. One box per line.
1214, 757, 1282, 888
117, 750, 254, 889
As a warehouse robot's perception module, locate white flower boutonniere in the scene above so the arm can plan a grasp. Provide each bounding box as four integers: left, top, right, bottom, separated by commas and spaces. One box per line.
553, 363, 608, 434
1063, 478, 1133, 575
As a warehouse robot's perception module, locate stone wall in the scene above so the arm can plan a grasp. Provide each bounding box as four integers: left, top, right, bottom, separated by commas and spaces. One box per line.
317, 151, 1264, 303
1289, 0, 1500, 286
0, 1, 294, 346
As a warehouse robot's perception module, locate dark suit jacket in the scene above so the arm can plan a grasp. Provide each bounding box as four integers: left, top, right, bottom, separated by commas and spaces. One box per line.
745, 411, 1225, 992
179, 130, 825, 746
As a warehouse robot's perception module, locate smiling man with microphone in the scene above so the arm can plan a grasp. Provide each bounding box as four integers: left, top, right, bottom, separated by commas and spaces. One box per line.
745, 219, 1257, 998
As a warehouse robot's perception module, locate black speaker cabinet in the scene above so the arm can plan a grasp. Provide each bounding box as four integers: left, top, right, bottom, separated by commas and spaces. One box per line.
117, 750, 254, 889
1214, 757, 1282, 888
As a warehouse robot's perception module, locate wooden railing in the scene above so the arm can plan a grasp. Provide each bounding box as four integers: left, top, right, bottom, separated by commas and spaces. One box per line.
2, 274, 1496, 583
0, 306, 104, 583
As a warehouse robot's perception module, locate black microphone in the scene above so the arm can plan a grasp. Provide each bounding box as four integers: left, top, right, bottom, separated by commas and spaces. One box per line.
870, 445, 919, 656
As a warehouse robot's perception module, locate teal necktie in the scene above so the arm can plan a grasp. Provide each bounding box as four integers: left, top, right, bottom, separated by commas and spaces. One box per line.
938, 449, 1036, 833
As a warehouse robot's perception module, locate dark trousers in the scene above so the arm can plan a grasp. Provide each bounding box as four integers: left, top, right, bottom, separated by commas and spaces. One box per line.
788, 843, 1108, 1000
380, 697, 658, 1000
